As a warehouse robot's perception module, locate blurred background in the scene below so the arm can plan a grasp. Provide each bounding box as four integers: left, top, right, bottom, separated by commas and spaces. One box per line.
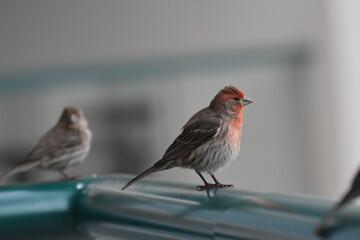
0, 0, 359, 200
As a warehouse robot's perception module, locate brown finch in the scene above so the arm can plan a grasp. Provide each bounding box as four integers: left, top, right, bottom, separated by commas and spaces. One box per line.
315, 166, 360, 235
122, 86, 252, 191
0, 106, 92, 180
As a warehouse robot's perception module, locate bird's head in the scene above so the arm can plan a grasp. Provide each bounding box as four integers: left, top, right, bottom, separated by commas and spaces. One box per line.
58, 106, 88, 129
210, 86, 252, 116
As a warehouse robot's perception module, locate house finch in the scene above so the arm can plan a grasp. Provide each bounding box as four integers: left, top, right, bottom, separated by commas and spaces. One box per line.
315, 167, 360, 235
122, 86, 252, 191
0, 106, 92, 180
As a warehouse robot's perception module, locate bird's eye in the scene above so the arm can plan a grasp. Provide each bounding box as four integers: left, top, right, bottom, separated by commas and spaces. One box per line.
233, 97, 240, 101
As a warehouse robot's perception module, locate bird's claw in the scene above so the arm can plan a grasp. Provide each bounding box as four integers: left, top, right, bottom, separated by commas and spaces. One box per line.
219, 184, 234, 188
197, 183, 234, 191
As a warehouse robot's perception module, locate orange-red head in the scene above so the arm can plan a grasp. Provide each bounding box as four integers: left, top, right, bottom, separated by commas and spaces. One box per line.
210, 86, 252, 116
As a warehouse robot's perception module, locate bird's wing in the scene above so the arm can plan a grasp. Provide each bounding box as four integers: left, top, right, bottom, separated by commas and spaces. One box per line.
19, 127, 83, 164
350, 168, 360, 189
155, 108, 221, 166
342, 168, 360, 203
121, 108, 222, 191
315, 167, 360, 235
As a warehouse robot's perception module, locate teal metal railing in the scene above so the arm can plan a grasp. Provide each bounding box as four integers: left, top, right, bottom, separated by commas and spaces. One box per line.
0, 174, 359, 239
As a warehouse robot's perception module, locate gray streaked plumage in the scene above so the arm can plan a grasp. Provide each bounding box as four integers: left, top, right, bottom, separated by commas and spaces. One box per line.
0, 106, 92, 180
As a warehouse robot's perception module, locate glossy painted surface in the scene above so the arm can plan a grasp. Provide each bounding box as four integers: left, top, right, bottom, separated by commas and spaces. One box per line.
0, 178, 95, 240
76, 175, 360, 240
0, 174, 359, 239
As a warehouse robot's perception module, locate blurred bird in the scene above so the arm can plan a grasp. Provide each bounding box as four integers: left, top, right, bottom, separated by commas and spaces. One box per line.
122, 86, 252, 191
0, 106, 92, 181
315, 167, 360, 235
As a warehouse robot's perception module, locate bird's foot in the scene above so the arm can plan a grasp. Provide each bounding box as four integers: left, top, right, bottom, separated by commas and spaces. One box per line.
216, 183, 234, 188
197, 183, 233, 191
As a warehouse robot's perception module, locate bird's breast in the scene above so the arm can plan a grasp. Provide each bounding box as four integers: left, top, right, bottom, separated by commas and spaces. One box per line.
185, 121, 242, 174
226, 118, 242, 147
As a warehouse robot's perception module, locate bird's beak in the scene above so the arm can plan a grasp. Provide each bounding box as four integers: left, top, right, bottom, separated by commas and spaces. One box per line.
70, 114, 77, 123
242, 96, 252, 106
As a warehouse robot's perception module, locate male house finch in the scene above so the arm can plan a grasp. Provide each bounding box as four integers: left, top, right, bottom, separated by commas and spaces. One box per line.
0, 106, 92, 180
315, 166, 360, 235
122, 86, 252, 191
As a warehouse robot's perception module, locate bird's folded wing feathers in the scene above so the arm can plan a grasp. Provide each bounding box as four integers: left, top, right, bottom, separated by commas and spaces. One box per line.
156, 113, 221, 165
19, 128, 83, 164
350, 168, 360, 189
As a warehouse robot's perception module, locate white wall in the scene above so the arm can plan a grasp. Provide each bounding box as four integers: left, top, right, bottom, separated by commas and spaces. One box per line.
0, 0, 319, 71
315, 0, 360, 197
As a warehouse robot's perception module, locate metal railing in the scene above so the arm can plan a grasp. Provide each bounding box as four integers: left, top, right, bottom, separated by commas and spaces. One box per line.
0, 174, 359, 239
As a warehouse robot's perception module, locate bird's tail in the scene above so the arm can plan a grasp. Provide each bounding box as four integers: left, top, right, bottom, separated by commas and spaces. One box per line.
121, 164, 166, 191
0, 161, 40, 180
315, 189, 356, 235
